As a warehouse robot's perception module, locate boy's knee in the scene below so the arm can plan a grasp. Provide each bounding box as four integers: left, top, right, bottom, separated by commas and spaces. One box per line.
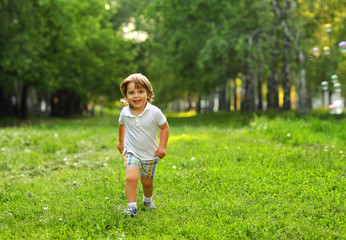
126, 175, 139, 184
141, 177, 153, 188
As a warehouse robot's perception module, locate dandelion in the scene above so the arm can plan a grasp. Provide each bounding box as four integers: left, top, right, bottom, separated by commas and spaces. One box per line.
74, 163, 77, 166
340, 150, 343, 154
59, 218, 63, 221
287, 133, 291, 137
106, 157, 109, 160
63, 158, 67, 161
43, 207, 48, 211
191, 157, 196, 161
104, 163, 108, 166
54, 133, 58, 138
173, 165, 177, 169
105, 197, 109, 200
237, 146, 240, 150
263, 125, 267, 130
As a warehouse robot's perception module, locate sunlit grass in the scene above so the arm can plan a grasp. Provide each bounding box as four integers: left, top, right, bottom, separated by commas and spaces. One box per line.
165, 110, 197, 118
0, 112, 345, 239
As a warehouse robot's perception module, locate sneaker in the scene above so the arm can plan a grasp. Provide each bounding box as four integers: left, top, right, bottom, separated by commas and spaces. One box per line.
122, 207, 137, 217
143, 201, 156, 209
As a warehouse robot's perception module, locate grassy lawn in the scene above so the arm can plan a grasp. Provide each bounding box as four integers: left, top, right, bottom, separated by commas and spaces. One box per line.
0, 112, 345, 239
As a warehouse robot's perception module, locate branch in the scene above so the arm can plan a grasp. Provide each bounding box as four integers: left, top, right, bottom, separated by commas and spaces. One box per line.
271, 0, 295, 43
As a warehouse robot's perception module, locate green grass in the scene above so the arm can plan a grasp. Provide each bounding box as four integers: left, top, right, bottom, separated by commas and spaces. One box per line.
0, 112, 345, 239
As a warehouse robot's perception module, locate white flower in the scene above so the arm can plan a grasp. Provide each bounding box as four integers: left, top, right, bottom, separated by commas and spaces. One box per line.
237, 147, 240, 149
105, 197, 109, 200
172, 165, 177, 169
54, 133, 58, 138
340, 151, 343, 154
287, 133, 291, 137
43, 207, 48, 211
191, 157, 196, 161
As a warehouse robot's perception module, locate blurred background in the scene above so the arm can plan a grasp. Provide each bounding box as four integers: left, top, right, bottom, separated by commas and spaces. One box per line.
0, 0, 345, 119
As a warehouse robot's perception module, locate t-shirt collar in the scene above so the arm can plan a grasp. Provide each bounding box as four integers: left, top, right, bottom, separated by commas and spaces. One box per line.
124, 101, 151, 117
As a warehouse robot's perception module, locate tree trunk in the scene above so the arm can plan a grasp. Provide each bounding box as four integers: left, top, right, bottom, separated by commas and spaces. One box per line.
218, 80, 228, 111
257, 64, 263, 111
0, 86, 15, 117
242, 68, 256, 112
14, 78, 23, 118
233, 79, 237, 111
196, 95, 202, 113
282, 36, 291, 110
297, 50, 308, 114
267, 53, 279, 110
20, 85, 28, 119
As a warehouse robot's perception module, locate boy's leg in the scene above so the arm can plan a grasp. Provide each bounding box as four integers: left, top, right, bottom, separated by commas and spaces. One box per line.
141, 176, 156, 209
125, 166, 141, 203
141, 176, 154, 198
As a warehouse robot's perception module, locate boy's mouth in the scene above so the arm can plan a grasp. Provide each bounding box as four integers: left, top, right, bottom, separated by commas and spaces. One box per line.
133, 100, 141, 104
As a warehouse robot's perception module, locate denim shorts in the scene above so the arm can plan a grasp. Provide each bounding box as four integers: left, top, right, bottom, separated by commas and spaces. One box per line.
124, 152, 160, 179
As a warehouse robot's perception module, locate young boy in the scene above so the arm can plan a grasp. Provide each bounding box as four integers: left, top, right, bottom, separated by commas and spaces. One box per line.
117, 73, 169, 217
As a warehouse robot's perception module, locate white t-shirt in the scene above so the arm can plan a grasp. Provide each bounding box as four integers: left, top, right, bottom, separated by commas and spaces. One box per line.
118, 102, 167, 160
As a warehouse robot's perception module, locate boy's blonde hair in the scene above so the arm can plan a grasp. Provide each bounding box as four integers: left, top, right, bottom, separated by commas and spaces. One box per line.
120, 73, 154, 105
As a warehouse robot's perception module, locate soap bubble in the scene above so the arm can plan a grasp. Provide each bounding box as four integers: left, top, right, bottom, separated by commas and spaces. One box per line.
339, 41, 346, 54
328, 99, 344, 115
331, 74, 338, 83
323, 46, 331, 55
333, 82, 341, 93
321, 81, 329, 90
324, 23, 332, 33
312, 47, 320, 57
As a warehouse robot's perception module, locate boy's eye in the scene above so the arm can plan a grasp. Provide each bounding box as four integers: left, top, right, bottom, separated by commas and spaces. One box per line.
128, 91, 134, 95
139, 91, 144, 94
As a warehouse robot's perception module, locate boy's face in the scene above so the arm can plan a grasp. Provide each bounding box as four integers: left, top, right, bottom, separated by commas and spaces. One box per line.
126, 82, 148, 111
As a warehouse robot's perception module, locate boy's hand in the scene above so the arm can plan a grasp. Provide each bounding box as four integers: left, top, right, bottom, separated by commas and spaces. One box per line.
155, 147, 166, 159
117, 142, 124, 154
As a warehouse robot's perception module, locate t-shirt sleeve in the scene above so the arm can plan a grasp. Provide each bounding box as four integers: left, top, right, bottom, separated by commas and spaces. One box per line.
118, 108, 125, 125
155, 108, 167, 127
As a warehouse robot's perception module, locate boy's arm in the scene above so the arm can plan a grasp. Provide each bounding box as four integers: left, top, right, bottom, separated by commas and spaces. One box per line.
155, 121, 169, 159
117, 123, 126, 154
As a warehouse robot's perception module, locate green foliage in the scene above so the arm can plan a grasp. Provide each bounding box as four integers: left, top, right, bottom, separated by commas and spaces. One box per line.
0, 0, 137, 101
0, 113, 345, 239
